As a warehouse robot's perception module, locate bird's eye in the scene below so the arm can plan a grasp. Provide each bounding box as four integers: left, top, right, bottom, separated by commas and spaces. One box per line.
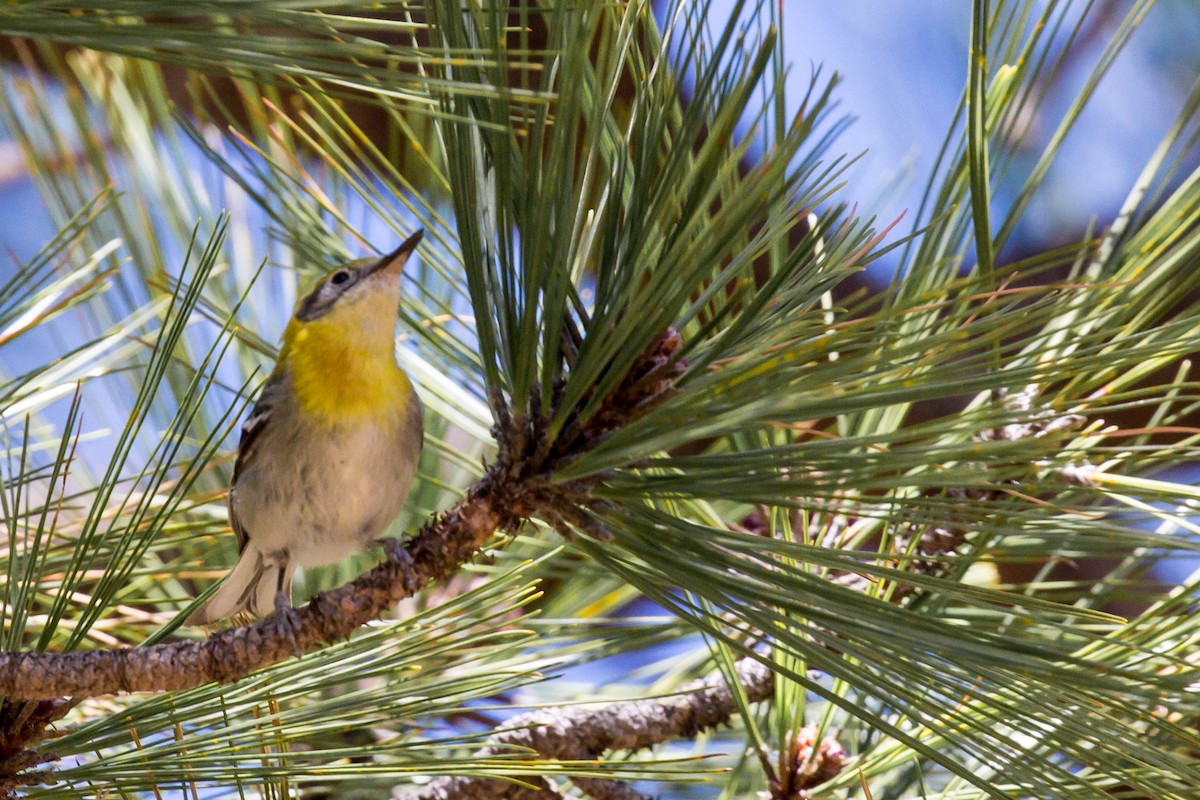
329, 270, 352, 287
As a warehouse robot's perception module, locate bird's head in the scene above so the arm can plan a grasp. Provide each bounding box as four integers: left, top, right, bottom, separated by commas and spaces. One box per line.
279, 230, 423, 423
294, 228, 423, 329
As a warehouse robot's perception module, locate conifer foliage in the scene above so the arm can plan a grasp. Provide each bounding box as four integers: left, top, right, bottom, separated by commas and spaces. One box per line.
1, 2, 1199, 798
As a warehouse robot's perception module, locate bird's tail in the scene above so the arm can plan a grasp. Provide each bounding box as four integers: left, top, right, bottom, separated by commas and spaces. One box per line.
185, 546, 294, 625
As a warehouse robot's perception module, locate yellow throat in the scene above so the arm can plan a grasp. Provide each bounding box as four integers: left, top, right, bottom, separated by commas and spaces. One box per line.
279, 287, 412, 426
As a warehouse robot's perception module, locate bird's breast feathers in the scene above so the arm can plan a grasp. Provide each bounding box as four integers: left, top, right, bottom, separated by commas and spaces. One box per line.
280, 314, 414, 426
230, 398, 422, 565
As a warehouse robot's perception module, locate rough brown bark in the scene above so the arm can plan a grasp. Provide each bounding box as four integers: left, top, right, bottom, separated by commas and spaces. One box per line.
0, 490, 502, 700
410, 660, 777, 800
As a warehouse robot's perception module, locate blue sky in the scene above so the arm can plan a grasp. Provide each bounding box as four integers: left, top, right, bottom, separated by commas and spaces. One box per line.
714, 1, 1200, 278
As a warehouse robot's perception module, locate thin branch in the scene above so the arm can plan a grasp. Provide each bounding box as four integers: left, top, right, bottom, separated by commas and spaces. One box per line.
0, 322, 683, 702
409, 659, 778, 800
0, 487, 507, 700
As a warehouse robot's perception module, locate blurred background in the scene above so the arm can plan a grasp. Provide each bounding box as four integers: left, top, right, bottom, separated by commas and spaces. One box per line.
778, 0, 1200, 281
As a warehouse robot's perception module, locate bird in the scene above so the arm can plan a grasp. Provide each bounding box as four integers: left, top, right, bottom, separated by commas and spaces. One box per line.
186, 230, 425, 626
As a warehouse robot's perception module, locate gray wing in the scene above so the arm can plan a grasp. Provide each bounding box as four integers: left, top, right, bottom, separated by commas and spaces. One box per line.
229, 371, 287, 551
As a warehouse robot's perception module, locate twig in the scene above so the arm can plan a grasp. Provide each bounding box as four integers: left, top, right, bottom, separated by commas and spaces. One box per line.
409, 659, 778, 800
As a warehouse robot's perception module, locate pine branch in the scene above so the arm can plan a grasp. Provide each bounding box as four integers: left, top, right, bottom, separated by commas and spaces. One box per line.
0, 462, 519, 700
448, 398, 1080, 800
410, 659, 780, 800
446, 778, 633, 800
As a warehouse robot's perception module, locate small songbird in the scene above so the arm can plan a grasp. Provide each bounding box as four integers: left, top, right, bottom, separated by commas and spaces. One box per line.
186, 231, 425, 625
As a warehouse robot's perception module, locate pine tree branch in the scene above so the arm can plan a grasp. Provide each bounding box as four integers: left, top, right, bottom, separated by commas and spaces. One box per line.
0, 485, 508, 700
409, 659, 778, 800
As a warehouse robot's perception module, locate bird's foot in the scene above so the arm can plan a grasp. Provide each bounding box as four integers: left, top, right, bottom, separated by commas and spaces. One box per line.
376, 537, 417, 594
272, 591, 303, 658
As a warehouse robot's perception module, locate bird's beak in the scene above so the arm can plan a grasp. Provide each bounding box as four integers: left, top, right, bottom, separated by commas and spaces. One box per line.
369, 229, 424, 277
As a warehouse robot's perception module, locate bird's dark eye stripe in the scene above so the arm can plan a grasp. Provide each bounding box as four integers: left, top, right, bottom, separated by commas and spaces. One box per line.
330, 270, 352, 286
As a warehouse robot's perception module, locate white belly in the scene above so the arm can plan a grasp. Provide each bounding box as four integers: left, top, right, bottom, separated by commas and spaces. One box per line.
230, 399, 421, 567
